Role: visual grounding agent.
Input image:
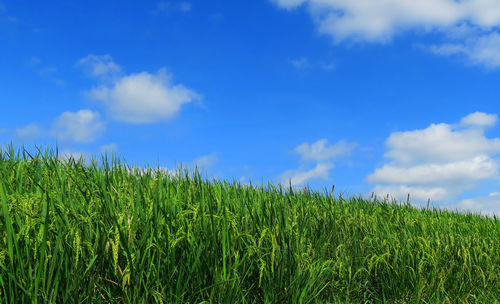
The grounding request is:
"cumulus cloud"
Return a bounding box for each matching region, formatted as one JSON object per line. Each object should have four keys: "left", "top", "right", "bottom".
{"left": 51, "top": 110, "right": 106, "bottom": 143}
{"left": 87, "top": 67, "right": 199, "bottom": 124}
{"left": 280, "top": 138, "right": 356, "bottom": 186}
{"left": 273, "top": 0, "right": 500, "bottom": 42}
{"left": 76, "top": 54, "right": 121, "bottom": 78}
{"left": 271, "top": 0, "right": 500, "bottom": 67}
{"left": 459, "top": 111, "right": 498, "bottom": 127}
{"left": 368, "top": 112, "right": 500, "bottom": 202}
{"left": 369, "top": 156, "right": 498, "bottom": 186}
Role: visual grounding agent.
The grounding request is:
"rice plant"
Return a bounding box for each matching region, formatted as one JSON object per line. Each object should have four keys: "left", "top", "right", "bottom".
{"left": 0, "top": 145, "right": 498, "bottom": 303}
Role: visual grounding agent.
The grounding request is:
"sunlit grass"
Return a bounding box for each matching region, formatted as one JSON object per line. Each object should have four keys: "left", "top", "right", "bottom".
{"left": 0, "top": 145, "right": 499, "bottom": 303}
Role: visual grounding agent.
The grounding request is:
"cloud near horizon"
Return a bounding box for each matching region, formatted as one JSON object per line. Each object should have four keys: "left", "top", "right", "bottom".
{"left": 367, "top": 112, "right": 500, "bottom": 212}
{"left": 51, "top": 110, "right": 106, "bottom": 143}
{"left": 272, "top": 0, "right": 500, "bottom": 68}
{"left": 280, "top": 138, "right": 356, "bottom": 187}
{"left": 13, "top": 110, "right": 105, "bottom": 144}
{"left": 15, "top": 124, "right": 44, "bottom": 141}
{"left": 452, "top": 192, "right": 499, "bottom": 217}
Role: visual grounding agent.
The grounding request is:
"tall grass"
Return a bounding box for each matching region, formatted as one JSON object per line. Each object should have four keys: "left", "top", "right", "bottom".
{"left": 0, "top": 146, "right": 499, "bottom": 303}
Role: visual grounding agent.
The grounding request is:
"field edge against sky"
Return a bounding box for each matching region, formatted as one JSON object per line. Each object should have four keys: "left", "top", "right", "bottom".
{"left": 1, "top": 0, "right": 500, "bottom": 216}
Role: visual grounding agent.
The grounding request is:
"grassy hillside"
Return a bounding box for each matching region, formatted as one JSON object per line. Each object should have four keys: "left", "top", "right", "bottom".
{"left": 0, "top": 146, "right": 499, "bottom": 303}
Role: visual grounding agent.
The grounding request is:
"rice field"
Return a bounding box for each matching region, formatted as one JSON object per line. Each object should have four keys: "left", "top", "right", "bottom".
{"left": 0, "top": 146, "right": 499, "bottom": 303}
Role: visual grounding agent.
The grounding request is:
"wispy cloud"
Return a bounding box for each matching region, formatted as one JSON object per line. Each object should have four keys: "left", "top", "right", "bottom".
{"left": 290, "top": 57, "right": 310, "bottom": 69}
{"left": 295, "top": 139, "right": 357, "bottom": 162}
{"left": 280, "top": 138, "right": 356, "bottom": 186}
{"left": 280, "top": 162, "right": 333, "bottom": 187}
{"left": 451, "top": 192, "right": 500, "bottom": 217}
{"left": 28, "top": 56, "right": 41, "bottom": 65}
{"left": 0, "top": 3, "right": 18, "bottom": 24}
{"left": 179, "top": 2, "right": 192, "bottom": 12}
{"left": 190, "top": 153, "right": 218, "bottom": 170}
{"left": 82, "top": 55, "right": 200, "bottom": 124}
{"left": 152, "top": 1, "right": 192, "bottom": 15}
{"left": 271, "top": 0, "right": 306, "bottom": 10}
{"left": 15, "top": 124, "right": 44, "bottom": 141}
{"left": 76, "top": 54, "right": 122, "bottom": 78}
{"left": 100, "top": 143, "right": 118, "bottom": 154}
{"left": 290, "top": 57, "right": 335, "bottom": 71}
{"left": 26, "top": 57, "right": 64, "bottom": 85}
{"left": 367, "top": 112, "right": 500, "bottom": 205}
{"left": 58, "top": 150, "right": 88, "bottom": 163}
{"left": 321, "top": 62, "right": 335, "bottom": 71}
{"left": 429, "top": 32, "right": 500, "bottom": 69}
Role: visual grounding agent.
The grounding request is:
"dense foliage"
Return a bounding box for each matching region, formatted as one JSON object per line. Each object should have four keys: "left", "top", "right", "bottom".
{"left": 0, "top": 146, "right": 499, "bottom": 303}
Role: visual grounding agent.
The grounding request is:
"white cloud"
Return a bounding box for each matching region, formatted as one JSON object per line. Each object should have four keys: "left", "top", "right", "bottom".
{"left": 368, "top": 112, "right": 500, "bottom": 202}
{"left": 280, "top": 162, "right": 333, "bottom": 187}
{"left": 88, "top": 68, "right": 199, "bottom": 124}
{"left": 191, "top": 153, "right": 217, "bottom": 170}
{"left": 452, "top": 192, "right": 500, "bottom": 217}
{"left": 368, "top": 155, "right": 497, "bottom": 190}
{"left": 15, "top": 124, "right": 44, "bottom": 140}
{"left": 100, "top": 143, "right": 118, "bottom": 154}
{"left": 295, "top": 138, "right": 356, "bottom": 162}
{"left": 76, "top": 54, "right": 121, "bottom": 78}
{"left": 280, "top": 138, "right": 356, "bottom": 186}
{"left": 372, "top": 185, "right": 451, "bottom": 202}
{"left": 0, "top": 128, "right": 8, "bottom": 134}
{"left": 273, "top": 0, "right": 500, "bottom": 42}
{"left": 128, "top": 165, "right": 179, "bottom": 178}
{"left": 51, "top": 110, "right": 106, "bottom": 143}
{"left": 272, "top": 0, "right": 500, "bottom": 67}
{"left": 128, "top": 153, "right": 215, "bottom": 178}
{"left": 383, "top": 124, "right": 500, "bottom": 165}
{"left": 460, "top": 111, "right": 498, "bottom": 127}
{"left": 59, "top": 150, "right": 87, "bottom": 163}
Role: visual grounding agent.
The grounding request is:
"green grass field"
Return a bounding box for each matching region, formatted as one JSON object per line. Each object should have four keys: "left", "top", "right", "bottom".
{"left": 0, "top": 146, "right": 499, "bottom": 303}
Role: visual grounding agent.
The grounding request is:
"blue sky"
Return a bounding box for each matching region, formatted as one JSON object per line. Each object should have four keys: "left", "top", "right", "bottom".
{"left": 1, "top": 0, "right": 500, "bottom": 216}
